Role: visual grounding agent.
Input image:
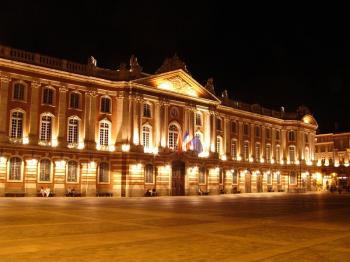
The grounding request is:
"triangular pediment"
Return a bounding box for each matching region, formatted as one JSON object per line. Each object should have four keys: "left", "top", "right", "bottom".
{"left": 131, "top": 69, "right": 220, "bottom": 103}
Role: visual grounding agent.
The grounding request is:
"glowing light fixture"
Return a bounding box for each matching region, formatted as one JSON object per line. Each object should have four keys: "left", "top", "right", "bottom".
{"left": 122, "top": 144, "right": 130, "bottom": 152}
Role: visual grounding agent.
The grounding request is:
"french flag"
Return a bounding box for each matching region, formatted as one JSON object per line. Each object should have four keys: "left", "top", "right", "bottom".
{"left": 182, "top": 130, "right": 192, "bottom": 151}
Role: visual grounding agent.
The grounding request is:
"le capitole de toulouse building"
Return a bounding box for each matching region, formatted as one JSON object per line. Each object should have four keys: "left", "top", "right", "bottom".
{"left": 0, "top": 44, "right": 325, "bottom": 197}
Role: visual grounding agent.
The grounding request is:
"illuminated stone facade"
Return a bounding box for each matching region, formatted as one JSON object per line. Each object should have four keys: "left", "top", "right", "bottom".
{"left": 0, "top": 45, "right": 320, "bottom": 197}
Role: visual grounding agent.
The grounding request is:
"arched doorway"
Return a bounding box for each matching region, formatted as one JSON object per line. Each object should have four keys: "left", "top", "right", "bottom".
{"left": 245, "top": 171, "right": 251, "bottom": 193}
{"left": 256, "top": 172, "right": 263, "bottom": 192}
{"left": 171, "top": 160, "right": 185, "bottom": 196}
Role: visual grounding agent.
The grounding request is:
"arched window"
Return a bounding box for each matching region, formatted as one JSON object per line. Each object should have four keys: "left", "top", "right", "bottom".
{"left": 195, "top": 112, "right": 202, "bottom": 126}
{"left": 275, "top": 145, "right": 281, "bottom": 163}
{"left": 67, "top": 161, "right": 78, "bottom": 182}
{"left": 100, "top": 97, "right": 111, "bottom": 113}
{"left": 289, "top": 146, "right": 296, "bottom": 163}
{"left": 99, "top": 120, "right": 110, "bottom": 146}
{"left": 67, "top": 117, "right": 79, "bottom": 145}
{"left": 142, "top": 125, "right": 151, "bottom": 149}
{"left": 40, "top": 115, "right": 52, "bottom": 142}
{"left": 98, "top": 162, "right": 109, "bottom": 183}
{"left": 10, "top": 111, "right": 24, "bottom": 139}
{"left": 255, "top": 143, "right": 260, "bottom": 161}
{"left": 39, "top": 159, "right": 51, "bottom": 182}
{"left": 13, "top": 83, "right": 25, "bottom": 101}
{"left": 231, "top": 139, "right": 237, "bottom": 159}
{"left": 216, "top": 136, "right": 222, "bottom": 154}
{"left": 9, "top": 157, "right": 22, "bottom": 181}
{"left": 243, "top": 141, "right": 249, "bottom": 161}
{"left": 144, "top": 164, "right": 154, "bottom": 184}
{"left": 199, "top": 167, "right": 206, "bottom": 184}
{"left": 70, "top": 92, "right": 80, "bottom": 109}
{"left": 42, "top": 87, "right": 54, "bottom": 105}
{"left": 143, "top": 103, "right": 151, "bottom": 118}
{"left": 168, "top": 124, "right": 179, "bottom": 150}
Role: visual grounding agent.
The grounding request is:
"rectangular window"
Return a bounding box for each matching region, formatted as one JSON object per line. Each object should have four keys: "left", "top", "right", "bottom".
{"left": 289, "top": 131, "right": 296, "bottom": 142}
{"left": 243, "top": 142, "right": 249, "bottom": 161}
{"left": 70, "top": 93, "right": 80, "bottom": 109}
{"left": 289, "top": 146, "right": 295, "bottom": 162}
{"left": 195, "top": 113, "right": 202, "bottom": 126}
{"left": 243, "top": 124, "right": 249, "bottom": 136}
{"left": 231, "top": 121, "right": 237, "bottom": 133}
{"left": 255, "top": 143, "right": 260, "bottom": 161}
{"left": 276, "top": 146, "right": 280, "bottom": 163}
{"left": 255, "top": 126, "right": 260, "bottom": 137}
{"left": 43, "top": 88, "right": 53, "bottom": 105}
{"left": 216, "top": 118, "right": 222, "bottom": 130}
{"left": 13, "top": 84, "right": 25, "bottom": 101}
{"left": 304, "top": 133, "right": 309, "bottom": 143}
{"left": 265, "top": 144, "right": 271, "bottom": 162}
{"left": 231, "top": 140, "right": 237, "bottom": 159}
{"left": 266, "top": 128, "right": 271, "bottom": 139}
{"left": 143, "top": 103, "right": 151, "bottom": 118}
{"left": 276, "top": 130, "right": 280, "bottom": 140}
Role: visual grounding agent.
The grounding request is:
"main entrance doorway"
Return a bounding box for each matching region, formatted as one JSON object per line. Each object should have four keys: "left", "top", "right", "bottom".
{"left": 171, "top": 160, "right": 185, "bottom": 196}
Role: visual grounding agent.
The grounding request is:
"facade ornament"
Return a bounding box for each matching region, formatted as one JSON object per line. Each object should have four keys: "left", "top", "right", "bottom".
{"left": 129, "top": 55, "right": 142, "bottom": 73}
{"left": 88, "top": 56, "right": 97, "bottom": 67}
{"left": 156, "top": 54, "right": 189, "bottom": 74}
{"left": 221, "top": 89, "right": 228, "bottom": 98}
{"left": 205, "top": 78, "right": 215, "bottom": 94}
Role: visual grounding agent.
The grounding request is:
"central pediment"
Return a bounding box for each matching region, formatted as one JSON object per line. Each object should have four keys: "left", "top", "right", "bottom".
{"left": 131, "top": 69, "right": 220, "bottom": 103}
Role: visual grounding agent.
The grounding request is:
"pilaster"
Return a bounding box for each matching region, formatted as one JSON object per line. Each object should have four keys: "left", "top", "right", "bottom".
{"left": 0, "top": 74, "right": 10, "bottom": 143}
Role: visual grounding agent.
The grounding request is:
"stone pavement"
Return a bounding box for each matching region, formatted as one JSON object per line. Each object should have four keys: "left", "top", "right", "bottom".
{"left": 0, "top": 192, "right": 350, "bottom": 261}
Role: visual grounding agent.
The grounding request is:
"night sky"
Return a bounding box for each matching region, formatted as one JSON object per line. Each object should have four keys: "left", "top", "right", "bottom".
{"left": 0, "top": 2, "right": 349, "bottom": 134}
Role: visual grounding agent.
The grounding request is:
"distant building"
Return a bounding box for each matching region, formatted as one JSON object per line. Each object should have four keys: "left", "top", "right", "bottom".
{"left": 315, "top": 133, "right": 350, "bottom": 189}
{"left": 0, "top": 44, "right": 320, "bottom": 197}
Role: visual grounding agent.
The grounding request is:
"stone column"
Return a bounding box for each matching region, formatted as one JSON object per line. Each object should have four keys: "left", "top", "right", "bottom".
{"left": 250, "top": 124, "right": 255, "bottom": 161}
{"left": 132, "top": 95, "right": 139, "bottom": 145}
{"left": 223, "top": 117, "right": 228, "bottom": 156}
{"left": 0, "top": 74, "right": 10, "bottom": 143}
{"left": 154, "top": 102, "right": 160, "bottom": 148}
{"left": 57, "top": 86, "right": 68, "bottom": 147}
{"left": 203, "top": 111, "right": 211, "bottom": 153}
{"left": 210, "top": 111, "right": 216, "bottom": 153}
{"left": 84, "top": 91, "right": 97, "bottom": 150}
{"left": 138, "top": 98, "right": 143, "bottom": 146}
{"left": 238, "top": 121, "right": 243, "bottom": 159}
{"left": 28, "top": 81, "right": 41, "bottom": 145}
{"left": 163, "top": 102, "right": 169, "bottom": 148}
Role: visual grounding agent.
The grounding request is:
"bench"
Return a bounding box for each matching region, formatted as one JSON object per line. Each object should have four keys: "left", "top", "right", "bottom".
{"left": 5, "top": 192, "right": 26, "bottom": 197}
{"left": 96, "top": 192, "right": 113, "bottom": 197}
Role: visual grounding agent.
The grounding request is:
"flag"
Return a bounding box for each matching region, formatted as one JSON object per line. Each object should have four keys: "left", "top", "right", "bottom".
{"left": 176, "top": 132, "right": 182, "bottom": 154}
{"left": 192, "top": 136, "right": 203, "bottom": 153}
{"left": 182, "top": 130, "right": 192, "bottom": 151}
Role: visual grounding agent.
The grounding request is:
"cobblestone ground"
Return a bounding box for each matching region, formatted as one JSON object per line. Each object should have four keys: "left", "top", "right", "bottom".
{"left": 0, "top": 192, "right": 350, "bottom": 261}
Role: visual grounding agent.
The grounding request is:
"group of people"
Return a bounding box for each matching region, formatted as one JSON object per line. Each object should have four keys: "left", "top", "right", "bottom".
{"left": 66, "top": 187, "right": 77, "bottom": 196}
{"left": 40, "top": 186, "right": 51, "bottom": 197}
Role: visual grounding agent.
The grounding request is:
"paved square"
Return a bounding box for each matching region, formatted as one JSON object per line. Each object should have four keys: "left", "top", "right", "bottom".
{"left": 1, "top": 192, "right": 350, "bottom": 261}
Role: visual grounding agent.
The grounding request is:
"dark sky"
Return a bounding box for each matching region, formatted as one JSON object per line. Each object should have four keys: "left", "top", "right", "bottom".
{"left": 0, "top": 2, "right": 349, "bottom": 134}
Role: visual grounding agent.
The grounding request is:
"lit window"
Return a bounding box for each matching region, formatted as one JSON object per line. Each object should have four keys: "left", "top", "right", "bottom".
{"left": 68, "top": 118, "right": 79, "bottom": 144}
{"left": 231, "top": 140, "right": 237, "bottom": 159}
{"left": 144, "top": 164, "right": 154, "bottom": 184}
{"left": 39, "top": 159, "right": 51, "bottom": 182}
{"left": 289, "top": 146, "right": 295, "bottom": 163}
{"left": 265, "top": 144, "right": 271, "bottom": 162}
{"left": 98, "top": 162, "right": 109, "bottom": 183}
{"left": 70, "top": 93, "right": 80, "bottom": 109}
{"left": 9, "top": 157, "right": 22, "bottom": 181}
{"left": 100, "top": 97, "right": 111, "bottom": 113}
{"left": 99, "top": 121, "right": 110, "bottom": 146}
{"left": 10, "top": 111, "right": 23, "bottom": 139}
{"left": 143, "top": 103, "right": 151, "bottom": 118}
{"left": 13, "top": 83, "right": 25, "bottom": 101}
{"left": 195, "top": 113, "right": 202, "bottom": 126}
{"left": 142, "top": 125, "right": 151, "bottom": 149}
{"left": 232, "top": 170, "right": 238, "bottom": 184}
{"left": 275, "top": 145, "right": 280, "bottom": 163}
{"left": 289, "top": 171, "right": 297, "bottom": 184}
{"left": 255, "top": 143, "right": 260, "bottom": 161}
{"left": 168, "top": 124, "right": 179, "bottom": 150}
{"left": 40, "top": 115, "right": 52, "bottom": 142}
{"left": 43, "top": 87, "right": 54, "bottom": 105}
{"left": 243, "top": 141, "right": 249, "bottom": 161}
{"left": 199, "top": 167, "right": 206, "bottom": 184}
{"left": 216, "top": 136, "right": 222, "bottom": 154}
{"left": 67, "top": 161, "right": 78, "bottom": 183}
